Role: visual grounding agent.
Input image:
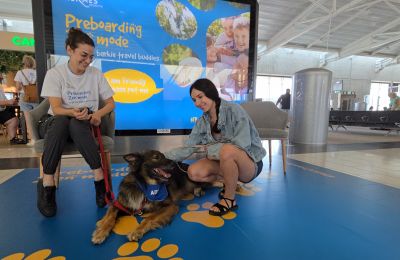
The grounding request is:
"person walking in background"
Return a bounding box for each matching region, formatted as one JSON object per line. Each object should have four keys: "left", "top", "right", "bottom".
{"left": 276, "top": 88, "right": 291, "bottom": 111}
{"left": 14, "top": 55, "right": 38, "bottom": 143}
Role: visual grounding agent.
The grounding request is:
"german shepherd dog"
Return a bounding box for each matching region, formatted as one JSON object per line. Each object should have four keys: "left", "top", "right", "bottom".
{"left": 92, "top": 150, "right": 202, "bottom": 244}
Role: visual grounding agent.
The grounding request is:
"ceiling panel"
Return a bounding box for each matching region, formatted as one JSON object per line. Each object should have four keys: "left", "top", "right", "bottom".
{"left": 2, "top": 0, "right": 400, "bottom": 60}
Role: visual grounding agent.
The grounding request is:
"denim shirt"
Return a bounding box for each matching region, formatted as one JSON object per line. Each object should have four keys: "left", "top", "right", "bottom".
{"left": 165, "top": 100, "right": 266, "bottom": 162}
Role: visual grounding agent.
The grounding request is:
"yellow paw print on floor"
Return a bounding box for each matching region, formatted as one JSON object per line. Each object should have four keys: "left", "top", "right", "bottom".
{"left": 112, "top": 215, "right": 140, "bottom": 235}
{"left": 113, "top": 238, "right": 183, "bottom": 260}
{"left": 181, "top": 202, "right": 236, "bottom": 228}
{"left": 2, "top": 249, "right": 65, "bottom": 260}
{"left": 236, "top": 183, "right": 262, "bottom": 197}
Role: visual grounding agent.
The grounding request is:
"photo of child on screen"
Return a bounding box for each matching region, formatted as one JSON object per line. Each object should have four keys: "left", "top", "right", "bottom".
{"left": 214, "top": 16, "right": 236, "bottom": 65}
{"left": 206, "top": 33, "right": 233, "bottom": 100}
{"left": 225, "top": 16, "right": 250, "bottom": 94}
{"left": 205, "top": 15, "right": 250, "bottom": 100}
{"left": 206, "top": 34, "right": 219, "bottom": 68}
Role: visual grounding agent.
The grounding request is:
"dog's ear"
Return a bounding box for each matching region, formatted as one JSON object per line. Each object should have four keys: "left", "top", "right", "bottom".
{"left": 123, "top": 153, "right": 143, "bottom": 170}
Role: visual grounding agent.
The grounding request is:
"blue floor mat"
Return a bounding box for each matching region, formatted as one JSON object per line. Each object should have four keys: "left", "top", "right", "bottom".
{"left": 1, "top": 159, "right": 400, "bottom": 259}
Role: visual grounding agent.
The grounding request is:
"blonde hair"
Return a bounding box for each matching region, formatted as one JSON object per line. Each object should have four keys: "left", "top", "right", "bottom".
{"left": 233, "top": 16, "right": 250, "bottom": 30}
{"left": 23, "top": 55, "right": 36, "bottom": 69}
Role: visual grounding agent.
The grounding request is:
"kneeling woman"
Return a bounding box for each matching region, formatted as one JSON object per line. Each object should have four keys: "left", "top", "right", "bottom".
{"left": 167, "top": 78, "right": 266, "bottom": 216}
{"left": 37, "top": 28, "right": 115, "bottom": 217}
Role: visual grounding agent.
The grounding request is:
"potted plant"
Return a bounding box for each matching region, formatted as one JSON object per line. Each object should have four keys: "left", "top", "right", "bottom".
{"left": 0, "top": 65, "right": 6, "bottom": 85}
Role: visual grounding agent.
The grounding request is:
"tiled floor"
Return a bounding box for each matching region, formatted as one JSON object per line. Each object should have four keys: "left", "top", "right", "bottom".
{"left": 1, "top": 126, "right": 400, "bottom": 187}
{"left": 289, "top": 148, "right": 400, "bottom": 188}
{"left": 0, "top": 169, "right": 22, "bottom": 184}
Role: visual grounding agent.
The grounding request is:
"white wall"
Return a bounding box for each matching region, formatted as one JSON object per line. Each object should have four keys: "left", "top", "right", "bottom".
{"left": 0, "top": 20, "right": 33, "bottom": 34}
{"left": 257, "top": 48, "right": 400, "bottom": 101}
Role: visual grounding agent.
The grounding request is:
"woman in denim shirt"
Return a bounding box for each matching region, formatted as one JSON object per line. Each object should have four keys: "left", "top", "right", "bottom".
{"left": 167, "top": 78, "right": 265, "bottom": 216}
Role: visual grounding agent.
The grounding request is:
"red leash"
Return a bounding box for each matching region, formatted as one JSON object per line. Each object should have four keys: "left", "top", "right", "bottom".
{"left": 93, "top": 126, "right": 144, "bottom": 215}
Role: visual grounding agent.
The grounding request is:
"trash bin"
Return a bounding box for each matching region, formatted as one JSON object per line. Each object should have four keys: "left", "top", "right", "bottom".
{"left": 289, "top": 68, "right": 332, "bottom": 145}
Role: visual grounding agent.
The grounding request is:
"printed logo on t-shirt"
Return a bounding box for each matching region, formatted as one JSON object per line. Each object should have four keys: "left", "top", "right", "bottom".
{"left": 67, "top": 90, "right": 91, "bottom": 103}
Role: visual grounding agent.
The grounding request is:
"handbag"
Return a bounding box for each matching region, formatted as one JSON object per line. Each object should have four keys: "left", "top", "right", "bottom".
{"left": 20, "top": 71, "right": 39, "bottom": 103}
{"left": 38, "top": 114, "right": 54, "bottom": 139}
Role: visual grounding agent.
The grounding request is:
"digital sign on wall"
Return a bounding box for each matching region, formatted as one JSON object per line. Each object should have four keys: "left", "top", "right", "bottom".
{"left": 46, "top": 0, "right": 258, "bottom": 135}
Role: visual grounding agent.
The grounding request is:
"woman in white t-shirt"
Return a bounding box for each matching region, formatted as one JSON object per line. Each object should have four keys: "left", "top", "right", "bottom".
{"left": 14, "top": 55, "right": 38, "bottom": 142}
{"left": 37, "top": 27, "right": 115, "bottom": 218}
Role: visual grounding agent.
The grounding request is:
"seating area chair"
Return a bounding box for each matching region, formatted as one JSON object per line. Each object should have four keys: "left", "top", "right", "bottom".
{"left": 241, "top": 101, "right": 289, "bottom": 173}
{"left": 28, "top": 99, "right": 115, "bottom": 187}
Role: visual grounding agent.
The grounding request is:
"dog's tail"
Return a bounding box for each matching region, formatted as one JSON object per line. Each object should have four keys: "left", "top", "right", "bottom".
{"left": 91, "top": 205, "right": 119, "bottom": 244}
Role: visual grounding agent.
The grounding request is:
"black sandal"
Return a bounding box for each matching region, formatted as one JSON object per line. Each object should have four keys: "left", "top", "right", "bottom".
{"left": 218, "top": 187, "right": 225, "bottom": 199}
{"left": 218, "top": 184, "right": 241, "bottom": 199}
{"left": 209, "top": 197, "right": 238, "bottom": 216}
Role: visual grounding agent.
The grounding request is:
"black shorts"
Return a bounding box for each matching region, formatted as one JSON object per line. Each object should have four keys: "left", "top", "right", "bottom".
{"left": 242, "top": 160, "right": 264, "bottom": 183}
{"left": 0, "top": 108, "right": 15, "bottom": 124}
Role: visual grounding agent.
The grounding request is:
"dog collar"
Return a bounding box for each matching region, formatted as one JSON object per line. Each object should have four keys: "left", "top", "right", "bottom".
{"left": 137, "top": 182, "right": 168, "bottom": 201}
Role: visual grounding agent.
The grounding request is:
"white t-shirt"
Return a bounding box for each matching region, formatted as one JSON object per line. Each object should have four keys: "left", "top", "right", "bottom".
{"left": 41, "top": 63, "right": 114, "bottom": 115}
{"left": 14, "top": 68, "right": 37, "bottom": 94}
{"left": 215, "top": 33, "right": 235, "bottom": 50}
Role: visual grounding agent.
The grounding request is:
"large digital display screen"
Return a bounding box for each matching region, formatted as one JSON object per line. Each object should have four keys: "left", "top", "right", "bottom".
{"left": 46, "top": 0, "right": 258, "bottom": 135}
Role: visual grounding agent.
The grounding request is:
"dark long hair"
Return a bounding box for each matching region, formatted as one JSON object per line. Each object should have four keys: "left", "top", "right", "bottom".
{"left": 65, "top": 27, "right": 95, "bottom": 50}
{"left": 190, "top": 78, "right": 221, "bottom": 133}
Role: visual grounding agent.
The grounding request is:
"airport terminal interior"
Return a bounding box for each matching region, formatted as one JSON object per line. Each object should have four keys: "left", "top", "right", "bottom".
{"left": 1, "top": 0, "right": 400, "bottom": 259}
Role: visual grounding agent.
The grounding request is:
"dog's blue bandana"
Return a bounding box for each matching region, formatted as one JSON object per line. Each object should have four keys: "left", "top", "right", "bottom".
{"left": 137, "top": 182, "right": 168, "bottom": 201}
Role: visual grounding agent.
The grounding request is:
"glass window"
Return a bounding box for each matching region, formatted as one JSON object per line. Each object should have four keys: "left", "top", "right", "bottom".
{"left": 369, "top": 82, "right": 390, "bottom": 111}
{"left": 255, "top": 75, "right": 292, "bottom": 103}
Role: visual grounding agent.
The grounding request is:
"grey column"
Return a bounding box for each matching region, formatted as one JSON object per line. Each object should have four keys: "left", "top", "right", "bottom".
{"left": 289, "top": 68, "right": 332, "bottom": 145}
{"left": 32, "top": 0, "right": 51, "bottom": 98}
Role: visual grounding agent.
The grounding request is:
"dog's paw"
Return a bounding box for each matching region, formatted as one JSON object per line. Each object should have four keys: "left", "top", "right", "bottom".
{"left": 92, "top": 230, "right": 107, "bottom": 245}
{"left": 96, "top": 218, "right": 106, "bottom": 227}
{"left": 127, "top": 230, "right": 144, "bottom": 242}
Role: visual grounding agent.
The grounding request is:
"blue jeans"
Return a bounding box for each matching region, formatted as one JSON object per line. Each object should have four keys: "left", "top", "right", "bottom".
{"left": 19, "top": 93, "right": 38, "bottom": 112}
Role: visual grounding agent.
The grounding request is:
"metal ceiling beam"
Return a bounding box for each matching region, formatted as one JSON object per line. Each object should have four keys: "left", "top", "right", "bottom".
{"left": 307, "top": 7, "right": 370, "bottom": 48}
{"left": 308, "top": 0, "right": 331, "bottom": 13}
{"left": 384, "top": 0, "right": 400, "bottom": 14}
{"left": 265, "top": 0, "right": 374, "bottom": 55}
{"left": 371, "top": 39, "right": 400, "bottom": 55}
{"left": 386, "top": 0, "right": 400, "bottom": 4}
{"left": 375, "top": 55, "right": 400, "bottom": 71}
{"left": 264, "top": 0, "right": 326, "bottom": 54}
{"left": 329, "top": 17, "right": 400, "bottom": 60}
